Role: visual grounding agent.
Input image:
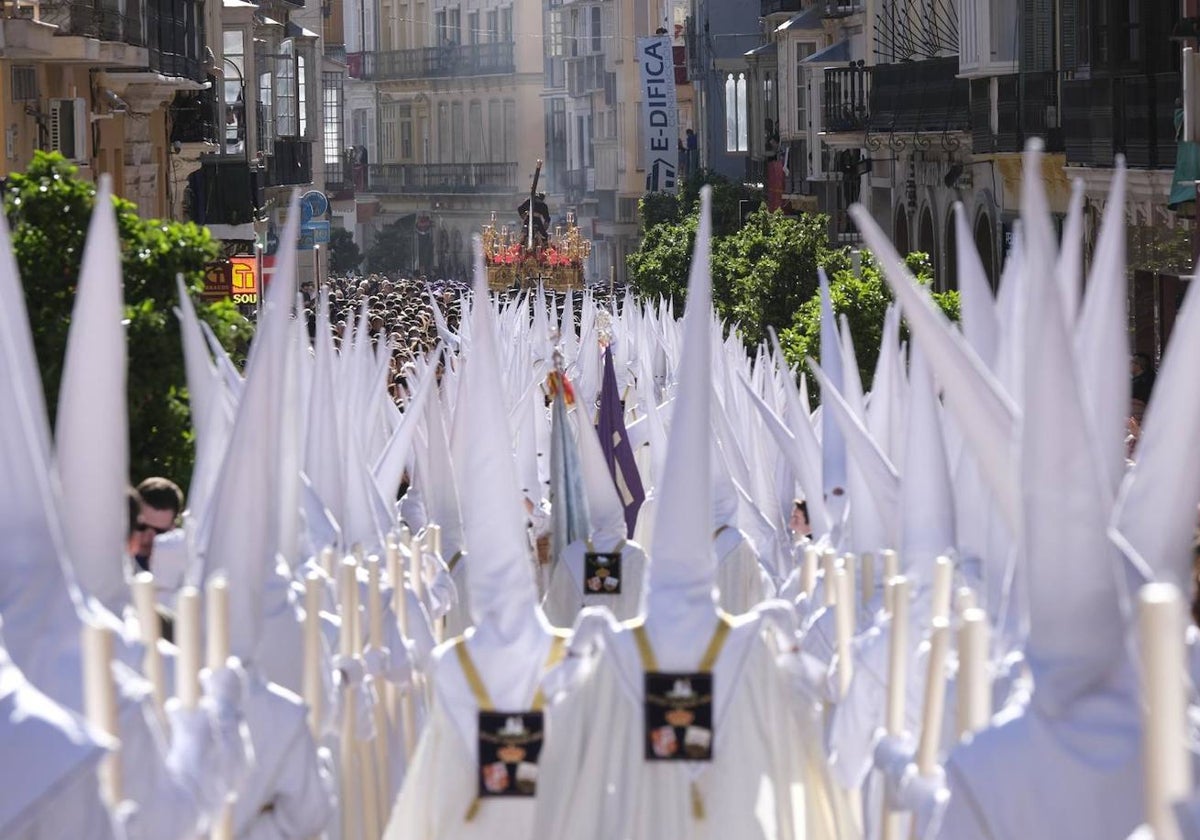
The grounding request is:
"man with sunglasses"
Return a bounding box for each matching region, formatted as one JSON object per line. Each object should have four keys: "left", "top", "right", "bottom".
{"left": 127, "top": 476, "right": 183, "bottom": 574}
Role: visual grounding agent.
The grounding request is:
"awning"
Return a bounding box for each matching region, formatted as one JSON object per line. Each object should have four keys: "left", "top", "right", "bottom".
{"left": 776, "top": 6, "right": 825, "bottom": 32}
{"left": 744, "top": 42, "right": 777, "bottom": 59}
{"left": 285, "top": 20, "right": 320, "bottom": 39}
{"left": 803, "top": 39, "right": 851, "bottom": 64}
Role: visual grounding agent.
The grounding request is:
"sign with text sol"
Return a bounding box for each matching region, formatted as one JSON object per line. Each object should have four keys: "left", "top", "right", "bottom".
{"left": 230, "top": 257, "right": 259, "bottom": 305}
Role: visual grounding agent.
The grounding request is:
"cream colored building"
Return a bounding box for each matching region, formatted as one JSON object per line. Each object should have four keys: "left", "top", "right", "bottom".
{"left": 0, "top": 0, "right": 207, "bottom": 218}
{"left": 343, "top": 0, "right": 546, "bottom": 277}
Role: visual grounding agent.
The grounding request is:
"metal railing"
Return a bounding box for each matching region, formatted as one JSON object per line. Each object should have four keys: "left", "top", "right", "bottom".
{"left": 350, "top": 41, "right": 515, "bottom": 81}
{"left": 823, "top": 64, "right": 870, "bottom": 132}
{"left": 268, "top": 138, "right": 313, "bottom": 186}
{"left": 41, "top": 0, "right": 141, "bottom": 43}
{"left": 366, "top": 162, "right": 519, "bottom": 194}
{"left": 1062, "top": 72, "right": 1179, "bottom": 169}
{"left": 866, "top": 57, "right": 969, "bottom": 134}
{"left": 760, "top": 0, "right": 803, "bottom": 15}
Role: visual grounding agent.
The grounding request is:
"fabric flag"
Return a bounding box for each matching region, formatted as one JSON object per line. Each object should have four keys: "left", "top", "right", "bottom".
{"left": 597, "top": 346, "right": 646, "bottom": 537}
{"left": 548, "top": 365, "right": 591, "bottom": 567}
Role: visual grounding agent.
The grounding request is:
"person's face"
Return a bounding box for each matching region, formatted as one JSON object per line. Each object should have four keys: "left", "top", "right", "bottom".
{"left": 129, "top": 505, "right": 175, "bottom": 560}
{"left": 789, "top": 504, "right": 811, "bottom": 538}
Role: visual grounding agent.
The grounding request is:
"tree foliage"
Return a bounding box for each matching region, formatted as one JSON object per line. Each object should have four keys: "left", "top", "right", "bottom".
{"left": 328, "top": 227, "right": 363, "bottom": 275}
{"left": 778, "top": 250, "right": 960, "bottom": 394}
{"left": 365, "top": 217, "right": 414, "bottom": 275}
{"left": 5, "top": 151, "right": 250, "bottom": 493}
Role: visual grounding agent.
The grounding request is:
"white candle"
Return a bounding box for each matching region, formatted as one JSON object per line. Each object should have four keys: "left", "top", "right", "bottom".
{"left": 205, "top": 576, "right": 230, "bottom": 670}
{"left": 861, "top": 552, "right": 875, "bottom": 610}
{"left": 1138, "top": 583, "right": 1192, "bottom": 840}
{"left": 834, "top": 567, "right": 854, "bottom": 699}
{"left": 82, "top": 620, "right": 122, "bottom": 806}
{"left": 175, "top": 587, "right": 202, "bottom": 709}
{"left": 367, "top": 556, "right": 384, "bottom": 649}
{"left": 843, "top": 553, "right": 858, "bottom": 627}
{"left": 822, "top": 549, "right": 838, "bottom": 607}
{"left": 916, "top": 618, "right": 951, "bottom": 776}
{"left": 956, "top": 607, "right": 991, "bottom": 739}
{"left": 321, "top": 546, "right": 336, "bottom": 578}
{"left": 131, "top": 572, "right": 166, "bottom": 713}
{"left": 801, "top": 545, "right": 819, "bottom": 599}
{"left": 885, "top": 576, "right": 910, "bottom": 735}
{"left": 426, "top": 523, "right": 443, "bottom": 558}
{"left": 931, "top": 555, "right": 953, "bottom": 623}
{"left": 303, "top": 572, "right": 324, "bottom": 739}
{"left": 339, "top": 558, "right": 359, "bottom": 658}
{"left": 882, "top": 548, "right": 899, "bottom": 581}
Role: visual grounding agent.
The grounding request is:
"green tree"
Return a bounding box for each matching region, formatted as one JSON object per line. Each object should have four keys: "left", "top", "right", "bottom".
{"left": 365, "top": 217, "right": 414, "bottom": 275}
{"left": 6, "top": 151, "right": 250, "bottom": 492}
{"left": 778, "top": 250, "right": 960, "bottom": 396}
{"left": 328, "top": 227, "right": 363, "bottom": 275}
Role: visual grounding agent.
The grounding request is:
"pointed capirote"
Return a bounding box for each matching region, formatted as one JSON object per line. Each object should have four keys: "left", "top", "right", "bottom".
{"left": 818, "top": 268, "right": 849, "bottom": 516}
{"left": 421, "top": 374, "right": 466, "bottom": 561}
{"left": 647, "top": 186, "right": 717, "bottom": 611}
{"left": 768, "top": 329, "right": 831, "bottom": 537}
{"left": 305, "top": 286, "right": 346, "bottom": 536}
{"left": 176, "top": 273, "right": 217, "bottom": 465}
{"left": 954, "top": 203, "right": 1000, "bottom": 370}
{"left": 866, "top": 304, "right": 904, "bottom": 466}
{"left": 575, "top": 407, "right": 626, "bottom": 543}
{"left": 899, "top": 347, "right": 956, "bottom": 581}
{"left": 1111, "top": 276, "right": 1200, "bottom": 591}
{"left": 1056, "top": 178, "right": 1086, "bottom": 324}
{"left": 428, "top": 288, "right": 460, "bottom": 351}
{"left": 54, "top": 175, "right": 130, "bottom": 616}
{"left": 197, "top": 188, "right": 300, "bottom": 661}
{"left": 373, "top": 357, "right": 436, "bottom": 506}
{"left": 1017, "top": 140, "right": 1123, "bottom": 714}
{"left": 0, "top": 186, "right": 90, "bottom": 702}
{"left": 1074, "top": 156, "right": 1128, "bottom": 497}
{"left": 848, "top": 202, "right": 1021, "bottom": 537}
{"left": 456, "top": 236, "right": 540, "bottom": 632}
{"left": 809, "top": 356, "right": 900, "bottom": 549}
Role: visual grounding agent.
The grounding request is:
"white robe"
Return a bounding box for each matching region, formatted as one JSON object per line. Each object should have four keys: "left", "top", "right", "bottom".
{"left": 383, "top": 627, "right": 559, "bottom": 840}
{"left": 0, "top": 656, "right": 115, "bottom": 840}
{"left": 232, "top": 673, "right": 334, "bottom": 840}
{"left": 541, "top": 537, "right": 647, "bottom": 629}
{"left": 533, "top": 611, "right": 838, "bottom": 840}
{"left": 936, "top": 665, "right": 1142, "bottom": 840}
{"left": 715, "top": 527, "right": 773, "bottom": 616}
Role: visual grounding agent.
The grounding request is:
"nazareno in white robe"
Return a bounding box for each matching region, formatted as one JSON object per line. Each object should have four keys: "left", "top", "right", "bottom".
{"left": 541, "top": 535, "right": 647, "bottom": 629}
{"left": 714, "top": 525, "right": 774, "bottom": 616}
{"left": 533, "top": 609, "right": 841, "bottom": 840}
{"left": 382, "top": 627, "right": 563, "bottom": 840}
{"left": 0, "top": 650, "right": 116, "bottom": 840}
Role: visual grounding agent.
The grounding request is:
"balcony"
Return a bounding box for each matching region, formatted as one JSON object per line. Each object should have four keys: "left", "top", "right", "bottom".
{"left": 146, "top": 0, "right": 202, "bottom": 79}
{"left": 325, "top": 157, "right": 354, "bottom": 199}
{"left": 760, "top": 0, "right": 803, "bottom": 16}
{"left": 867, "top": 57, "right": 969, "bottom": 134}
{"left": 969, "top": 72, "right": 1062, "bottom": 155}
{"left": 40, "top": 0, "right": 141, "bottom": 43}
{"left": 1062, "top": 73, "right": 1179, "bottom": 170}
{"left": 189, "top": 157, "right": 265, "bottom": 227}
{"left": 267, "top": 138, "right": 314, "bottom": 187}
{"left": 366, "top": 162, "right": 519, "bottom": 195}
{"left": 823, "top": 64, "right": 870, "bottom": 132}
{"left": 350, "top": 41, "right": 514, "bottom": 82}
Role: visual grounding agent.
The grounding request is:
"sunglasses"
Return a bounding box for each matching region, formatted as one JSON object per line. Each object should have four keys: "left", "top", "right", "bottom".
{"left": 134, "top": 522, "right": 172, "bottom": 536}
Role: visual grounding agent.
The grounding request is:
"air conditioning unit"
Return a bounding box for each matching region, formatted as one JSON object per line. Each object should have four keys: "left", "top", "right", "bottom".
{"left": 49, "top": 98, "right": 88, "bottom": 163}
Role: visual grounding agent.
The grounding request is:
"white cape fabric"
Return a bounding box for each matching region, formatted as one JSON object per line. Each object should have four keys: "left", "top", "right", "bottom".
{"left": 715, "top": 527, "right": 773, "bottom": 616}
{"left": 0, "top": 652, "right": 115, "bottom": 840}
{"left": 533, "top": 612, "right": 840, "bottom": 840}
{"left": 541, "top": 535, "right": 647, "bottom": 628}
{"left": 383, "top": 626, "right": 559, "bottom": 840}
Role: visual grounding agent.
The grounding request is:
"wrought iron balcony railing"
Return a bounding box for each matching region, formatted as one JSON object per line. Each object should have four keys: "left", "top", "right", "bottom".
{"left": 350, "top": 41, "right": 515, "bottom": 81}
{"left": 367, "top": 162, "right": 519, "bottom": 194}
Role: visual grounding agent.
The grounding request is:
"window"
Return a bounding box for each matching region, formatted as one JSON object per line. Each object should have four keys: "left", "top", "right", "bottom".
{"left": 451, "top": 101, "right": 464, "bottom": 162}
{"left": 468, "top": 11, "right": 479, "bottom": 45}
{"left": 435, "top": 9, "right": 446, "bottom": 42}
{"left": 796, "top": 42, "right": 815, "bottom": 134}
{"left": 10, "top": 66, "right": 35, "bottom": 102}
{"left": 503, "top": 99, "right": 517, "bottom": 162}
{"left": 381, "top": 102, "right": 397, "bottom": 162}
{"left": 469, "top": 101, "right": 483, "bottom": 161}
{"left": 352, "top": 107, "right": 369, "bottom": 147}
{"left": 437, "top": 101, "right": 450, "bottom": 162}
{"left": 486, "top": 10, "right": 498, "bottom": 43}
{"left": 590, "top": 6, "right": 601, "bottom": 52}
{"left": 258, "top": 69, "right": 274, "bottom": 149}
{"left": 501, "top": 6, "right": 513, "bottom": 42}
{"left": 297, "top": 53, "right": 308, "bottom": 136}
{"left": 725, "top": 72, "right": 748, "bottom": 152}
{"left": 489, "top": 99, "right": 503, "bottom": 160}
{"left": 547, "top": 10, "right": 566, "bottom": 56}
{"left": 323, "top": 71, "right": 343, "bottom": 180}
{"left": 400, "top": 105, "right": 414, "bottom": 159}
{"left": 447, "top": 8, "right": 460, "bottom": 44}
{"left": 276, "top": 40, "right": 297, "bottom": 137}
{"left": 223, "top": 30, "right": 245, "bottom": 149}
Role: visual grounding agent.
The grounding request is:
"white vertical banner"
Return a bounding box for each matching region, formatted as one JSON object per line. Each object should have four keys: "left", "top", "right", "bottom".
{"left": 637, "top": 35, "right": 679, "bottom": 195}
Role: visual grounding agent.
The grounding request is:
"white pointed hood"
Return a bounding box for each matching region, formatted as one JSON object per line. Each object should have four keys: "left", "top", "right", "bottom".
{"left": 954, "top": 203, "right": 1000, "bottom": 370}
{"left": 421, "top": 380, "right": 466, "bottom": 560}
{"left": 1111, "top": 277, "right": 1200, "bottom": 592}
{"left": 1018, "top": 141, "right": 1123, "bottom": 715}
{"left": 53, "top": 177, "right": 130, "bottom": 616}
{"left": 818, "top": 269, "right": 849, "bottom": 531}
{"left": 647, "top": 187, "right": 716, "bottom": 615}
{"left": 197, "top": 191, "right": 300, "bottom": 662}
{"left": 1056, "top": 178, "right": 1086, "bottom": 325}
{"left": 575, "top": 408, "right": 626, "bottom": 544}
{"left": 304, "top": 287, "right": 345, "bottom": 540}
{"left": 458, "top": 238, "right": 540, "bottom": 636}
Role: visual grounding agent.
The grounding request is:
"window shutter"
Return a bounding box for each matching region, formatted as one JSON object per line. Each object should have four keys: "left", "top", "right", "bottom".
{"left": 1060, "top": 0, "right": 1077, "bottom": 71}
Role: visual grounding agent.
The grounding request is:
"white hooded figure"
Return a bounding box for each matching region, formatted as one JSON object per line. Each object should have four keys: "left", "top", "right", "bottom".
{"left": 711, "top": 438, "right": 773, "bottom": 616}
{"left": 542, "top": 402, "right": 648, "bottom": 627}
{"left": 192, "top": 193, "right": 335, "bottom": 840}
{"left": 533, "top": 189, "right": 839, "bottom": 840}
{"left": 382, "top": 239, "right": 567, "bottom": 840}
{"left": 0, "top": 620, "right": 117, "bottom": 840}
